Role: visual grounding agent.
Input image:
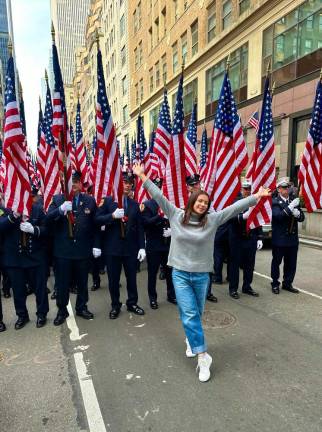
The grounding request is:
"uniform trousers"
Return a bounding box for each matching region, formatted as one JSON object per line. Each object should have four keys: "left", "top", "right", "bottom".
{"left": 1, "top": 268, "right": 11, "bottom": 295}
{"left": 146, "top": 251, "right": 175, "bottom": 302}
{"left": 229, "top": 238, "right": 257, "bottom": 293}
{"left": 271, "top": 245, "right": 298, "bottom": 288}
{"left": 105, "top": 254, "right": 138, "bottom": 310}
{"left": 55, "top": 258, "right": 89, "bottom": 314}
{"left": 214, "top": 237, "right": 229, "bottom": 283}
{"left": 7, "top": 266, "right": 49, "bottom": 318}
{"left": 91, "top": 256, "right": 101, "bottom": 285}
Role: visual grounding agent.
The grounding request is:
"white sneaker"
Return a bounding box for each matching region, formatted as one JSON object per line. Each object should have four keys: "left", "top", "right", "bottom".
{"left": 185, "top": 338, "right": 197, "bottom": 358}
{"left": 197, "top": 353, "right": 213, "bottom": 382}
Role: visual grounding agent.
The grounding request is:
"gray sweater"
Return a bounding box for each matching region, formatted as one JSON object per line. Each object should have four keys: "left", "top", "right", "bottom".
{"left": 143, "top": 179, "right": 257, "bottom": 272}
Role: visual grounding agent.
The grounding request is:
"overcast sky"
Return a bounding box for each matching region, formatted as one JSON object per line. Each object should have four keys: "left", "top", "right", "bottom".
{"left": 11, "top": 0, "right": 51, "bottom": 152}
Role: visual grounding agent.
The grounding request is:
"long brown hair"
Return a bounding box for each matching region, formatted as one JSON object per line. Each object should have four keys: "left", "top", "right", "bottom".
{"left": 181, "top": 190, "right": 210, "bottom": 227}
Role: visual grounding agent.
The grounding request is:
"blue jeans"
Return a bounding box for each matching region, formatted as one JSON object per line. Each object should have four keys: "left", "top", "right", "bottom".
{"left": 172, "top": 269, "right": 210, "bottom": 354}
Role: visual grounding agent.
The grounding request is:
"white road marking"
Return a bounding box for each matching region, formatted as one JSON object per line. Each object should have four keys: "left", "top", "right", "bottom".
{"left": 66, "top": 302, "right": 107, "bottom": 432}
{"left": 254, "top": 271, "right": 322, "bottom": 301}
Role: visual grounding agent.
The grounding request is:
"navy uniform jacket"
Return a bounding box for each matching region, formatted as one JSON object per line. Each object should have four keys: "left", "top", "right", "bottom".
{"left": 229, "top": 211, "right": 263, "bottom": 242}
{"left": 0, "top": 203, "right": 47, "bottom": 268}
{"left": 47, "top": 193, "right": 99, "bottom": 260}
{"left": 141, "top": 199, "right": 170, "bottom": 253}
{"left": 272, "top": 196, "right": 305, "bottom": 247}
{"left": 95, "top": 196, "right": 145, "bottom": 256}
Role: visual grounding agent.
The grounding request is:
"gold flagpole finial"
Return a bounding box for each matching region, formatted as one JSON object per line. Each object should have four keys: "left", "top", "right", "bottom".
{"left": 163, "top": 75, "right": 167, "bottom": 90}
{"left": 39, "top": 96, "right": 41, "bottom": 110}
{"left": 8, "top": 38, "right": 12, "bottom": 56}
{"left": 181, "top": 57, "right": 185, "bottom": 73}
{"left": 226, "top": 53, "right": 231, "bottom": 73}
{"left": 51, "top": 22, "right": 55, "bottom": 43}
{"left": 271, "top": 81, "right": 276, "bottom": 96}
{"left": 95, "top": 29, "right": 100, "bottom": 48}
{"left": 266, "top": 59, "right": 271, "bottom": 77}
{"left": 45, "top": 68, "right": 48, "bottom": 83}
{"left": 18, "top": 80, "right": 23, "bottom": 98}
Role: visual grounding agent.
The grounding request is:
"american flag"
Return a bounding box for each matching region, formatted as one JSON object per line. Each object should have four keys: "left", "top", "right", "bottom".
{"left": 37, "top": 84, "right": 49, "bottom": 192}
{"left": 94, "top": 47, "right": 123, "bottom": 206}
{"left": 154, "top": 88, "right": 172, "bottom": 177}
{"left": 135, "top": 113, "right": 151, "bottom": 204}
{"left": 247, "top": 77, "right": 276, "bottom": 230}
{"left": 163, "top": 72, "right": 188, "bottom": 208}
{"left": 149, "top": 131, "right": 162, "bottom": 179}
{"left": 42, "top": 81, "right": 61, "bottom": 211}
{"left": 199, "top": 126, "right": 208, "bottom": 184}
{"left": 51, "top": 35, "right": 73, "bottom": 199}
{"left": 298, "top": 78, "right": 322, "bottom": 212}
{"left": 2, "top": 53, "right": 32, "bottom": 216}
{"left": 204, "top": 71, "right": 248, "bottom": 210}
{"left": 247, "top": 110, "right": 259, "bottom": 132}
{"left": 131, "top": 136, "right": 136, "bottom": 165}
{"left": 0, "top": 139, "right": 5, "bottom": 191}
{"left": 245, "top": 150, "right": 256, "bottom": 180}
{"left": 37, "top": 98, "right": 43, "bottom": 148}
{"left": 75, "top": 101, "right": 89, "bottom": 183}
{"left": 184, "top": 103, "right": 198, "bottom": 176}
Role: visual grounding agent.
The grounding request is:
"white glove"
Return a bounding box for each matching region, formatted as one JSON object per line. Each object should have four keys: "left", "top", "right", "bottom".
{"left": 242, "top": 213, "right": 248, "bottom": 220}
{"left": 137, "top": 249, "right": 146, "bottom": 262}
{"left": 60, "top": 201, "right": 72, "bottom": 214}
{"left": 163, "top": 228, "right": 171, "bottom": 238}
{"left": 92, "top": 248, "right": 102, "bottom": 258}
{"left": 101, "top": 225, "right": 106, "bottom": 231}
{"left": 292, "top": 208, "right": 300, "bottom": 218}
{"left": 13, "top": 212, "right": 21, "bottom": 219}
{"left": 288, "top": 198, "right": 300, "bottom": 211}
{"left": 20, "top": 222, "right": 34, "bottom": 234}
{"left": 257, "top": 240, "right": 263, "bottom": 250}
{"left": 112, "top": 208, "right": 124, "bottom": 219}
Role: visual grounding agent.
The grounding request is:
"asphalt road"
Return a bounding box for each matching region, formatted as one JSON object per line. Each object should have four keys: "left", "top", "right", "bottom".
{"left": 1, "top": 244, "right": 322, "bottom": 432}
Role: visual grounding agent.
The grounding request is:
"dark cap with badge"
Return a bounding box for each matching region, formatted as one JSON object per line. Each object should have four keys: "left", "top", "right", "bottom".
{"left": 186, "top": 173, "right": 200, "bottom": 186}
{"left": 241, "top": 179, "right": 252, "bottom": 189}
{"left": 72, "top": 170, "right": 82, "bottom": 182}
{"left": 31, "top": 185, "right": 40, "bottom": 196}
{"left": 122, "top": 171, "right": 135, "bottom": 185}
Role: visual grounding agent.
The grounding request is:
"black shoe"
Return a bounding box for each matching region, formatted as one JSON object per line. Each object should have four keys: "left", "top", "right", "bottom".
{"left": 51, "top": 291, "right": 57, "bottom": 300}
{"left": 53, "top": 311, "right": 69, "bottom": 326}
{"left": 76, "top": 309, "right": 94, "bottom": 320}
{"left": 282, "top": 284, "right": 299, "bottom": 294}
{"left": 15, "top": 316, "right": 30, "bottom": 330}
{"left": 36, "top": 316, "right": 47, "bottom": 328}
{"left": 0, "top": 321, "right": 6, "bottom": 332}
{"left": 109, "top": 308, "right": 121, "bottom": 319}
{"left": 242, "top": 288, "right": 259, "bottom": 297}
{"left": 167, "top": 297, "right": 177, "bottom": 305}
{"left": 159, "top": 271, "right": 166, "bottom": 281}
{"left": 3, "top": 292, "right": 11, "bottom": 298}
{"left": 91, "top": 281, "right": 100, "bottom": 291}
{"left": 150, "top": 301, "right": 159, "bottom": 310}
{"left": 127, "top": 304, "right": 145, "bottom": 315}
{"left": 272, "top": 286, "right": 280, "bottom": 294}
{"left": 230, "top": 291, "right": 240, "bottom": 299}
{"left": 207, "top": 293, "right": 218, "bottom": 302}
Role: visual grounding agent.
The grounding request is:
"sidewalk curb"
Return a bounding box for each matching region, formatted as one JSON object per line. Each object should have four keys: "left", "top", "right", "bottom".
{"left": 299, "top": 238, "right": 322, "bottom": 250}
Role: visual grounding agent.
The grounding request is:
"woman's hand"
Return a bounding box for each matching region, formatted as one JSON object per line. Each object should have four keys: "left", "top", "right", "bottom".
{"left": 133, "top": 163, "right": 146, "bottom": 181}
{"left": 253, "top": 186, "right": 271, "bottom": 200}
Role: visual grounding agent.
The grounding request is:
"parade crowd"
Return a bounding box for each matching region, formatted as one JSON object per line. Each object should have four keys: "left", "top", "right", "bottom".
{"left": 0, "top": 166, "right": 304, "bottom": 381}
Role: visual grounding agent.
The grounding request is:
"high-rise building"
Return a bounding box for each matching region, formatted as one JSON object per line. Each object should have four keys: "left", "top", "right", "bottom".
{"left": 50, "top": 0, "right": 91, "bottom": 117}
{"left": 0, "top": 0, "right": 9, "bottom": 71}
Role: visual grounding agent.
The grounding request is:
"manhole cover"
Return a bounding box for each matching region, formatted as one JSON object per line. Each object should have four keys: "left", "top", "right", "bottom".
{"left": 203, "top": 309, "right": 236, "bottom": 329}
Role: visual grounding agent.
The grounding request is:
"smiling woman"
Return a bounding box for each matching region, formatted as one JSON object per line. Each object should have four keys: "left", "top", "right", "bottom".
{"left": 10, "top": 0, "right": 51, "bottom": 150}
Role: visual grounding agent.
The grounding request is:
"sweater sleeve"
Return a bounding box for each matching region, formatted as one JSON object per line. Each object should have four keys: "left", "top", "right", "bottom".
{"left": 209, "top": 195, "right": 257, "bottom": 227}
{"left": 143, "top": 179, "right": 178, "bottom": 220}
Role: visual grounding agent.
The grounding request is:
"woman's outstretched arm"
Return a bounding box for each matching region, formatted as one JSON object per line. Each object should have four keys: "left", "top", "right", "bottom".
{"left": 133, "top": 163, "right": 178, "bottom": 219}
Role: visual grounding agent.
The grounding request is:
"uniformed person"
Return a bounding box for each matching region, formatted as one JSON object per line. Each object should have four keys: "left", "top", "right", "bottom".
{"left": 0, "top": 197, "right": 6, "bottom": 332}
{"left": 0, "top": 187, "right": 49, "bottom": 329}
{"left": 271, "top": 177, "right": 305, "bottom": 294}
{"left": 186, "top": 174, "right": 218, "bottom": 303}
{"left": 47, "top": 171, "right": 100, "bottom": 325}
{"left": 141, "top": 177, "right": 176, "bottom": 309}
{"left": 95, "top": 172, "right": 146, "bottom": 319}
{"left": 228, "top": 180, "right": 262, "bottom": 299}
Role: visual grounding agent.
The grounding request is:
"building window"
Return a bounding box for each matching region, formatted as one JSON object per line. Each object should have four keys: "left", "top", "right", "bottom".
{"left": 207, "top": 2, "right": 216, "bottom": 43}
{"left": 205, "top": 43, "right": 248, "bottom": 116}
{"left": 135, "top": 83, "right": 139, "bottom": 105}
{"left": 137, "top": 2, "right": 142, "bottom": 29}
{"left": 191, "top": 20, "right": 198, "bottom": 57}
{"left": 172, "top": 42, "right": 178, "bottom": 74}
{"left": 161, "top": 7, "right": 167, "bottom": 39}
{"left": 149, "top": 68, "right": 154, "bottom": 93}
{"left": 162, "top": 54, "right": 167, "bottom": 84}
{"left": 222, "top": 0, "right": 232, "bottom": 30}
{"left": 122, "top": 76, "right": 128, "bottom": 96}
{"left": 262, "top": 0, "right": 322, "bottom": 87}
{"left": 154, "top": 17, "right": 160, "bottom": 45}
{"left": 121, "top": 46, "right": 126, "bottom": 67}
{"left": 184, "top": 0, "right": 188, "bottom": 11}
{"left": 120, "top": 14, "right": 125, "bottom": 38}
{"left": 173, "top": 0, "right": 179, "bottom": 22}
{"left": 155, "top": 61, "right": 160, "bottom": 88}
{"left": 122, "top": 105, "right": 128, "bottom": 123}
{"left": 172, "top": 79, "right": 198, "bottom": 116}
{"left": 239, "top": 0, "right": 250, "bottom": 15}
{"left": 148, "top": 27, "right": 153, "bottom": 52}
{"left": 181, "top": 32, "right": 188, "bottom": 64}
{"left": 139, "top": 78, "right": 144, "bottom": 101}
{"left": 150, "top": 105, "right": 160, "bottom": 131}
{"left": 133, "top": 9, "right": 137, "bottom": 34}
{"left": 138, "top": 41, "right": 143, "bottom": 67}
{"left": 134, "top": 47, "right": 138, "bottom": 70}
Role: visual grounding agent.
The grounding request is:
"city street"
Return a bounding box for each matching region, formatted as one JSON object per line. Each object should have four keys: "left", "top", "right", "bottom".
{"left": 1, "top": 244, "right": 322, "bottom": 432}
